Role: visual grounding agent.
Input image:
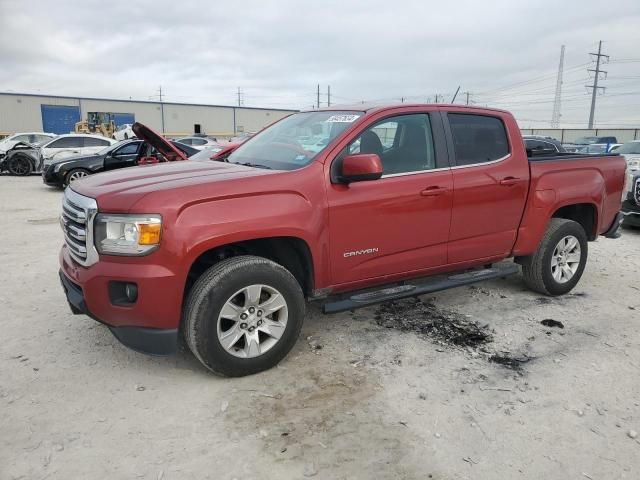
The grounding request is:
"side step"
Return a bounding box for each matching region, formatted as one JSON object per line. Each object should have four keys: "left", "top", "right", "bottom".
{"left": 322, "top": 262, "right": 520, "bottom": 314}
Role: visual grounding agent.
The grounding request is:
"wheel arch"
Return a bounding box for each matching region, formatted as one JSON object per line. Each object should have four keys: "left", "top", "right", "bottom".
{"left": 183, "top": 236, "right": 315, "bottom": 303}
{"left": 551, "top": 202, "right": 598, "bottom": 240}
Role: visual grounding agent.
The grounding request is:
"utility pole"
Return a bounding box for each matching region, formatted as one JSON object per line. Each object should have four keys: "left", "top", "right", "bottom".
{"left": 158, "top": 85, "right": 165, "bottom": 134}
{"left": 327, "top": 85, "right": 331, "bottom": 107}
{"left": 587, "top": 40, "right": 608, "bottom": 129}
{"left": 450, "top": 86, "right": 461, "bottom": 104}
{"left": 317, "top": 84, "right": 321, "bottom": 109}
{"left": 551, "top": 45, "right": 565, "bottom": 128}
{"left": 464, "top": 91, "right": 471, "bottom": 105}
{"left": 237, "top": 87, "right": 243, "bottom": 107}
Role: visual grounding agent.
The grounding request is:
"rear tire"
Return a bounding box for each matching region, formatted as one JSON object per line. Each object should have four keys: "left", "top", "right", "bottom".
{"left": 183, "top": 256, "right": 305, "bottom": 377}
{"left": 521, "top": 218, "right": 588, "bottom": 296}
{"left": 7, "top": 154, "right": 33, "bottom": 176}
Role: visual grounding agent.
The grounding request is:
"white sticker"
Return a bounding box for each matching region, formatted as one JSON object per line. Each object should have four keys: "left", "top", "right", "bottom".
{"left": 327, "top": 114, "right": 360, "bottom": 123}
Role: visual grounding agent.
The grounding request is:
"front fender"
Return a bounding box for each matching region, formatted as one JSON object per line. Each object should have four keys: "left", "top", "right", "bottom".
{"left": 171, "top": 190, "right": 326, "bottom": 285}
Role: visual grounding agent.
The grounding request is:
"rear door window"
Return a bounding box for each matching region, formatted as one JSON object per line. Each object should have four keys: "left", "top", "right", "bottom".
{"left": 448, "top": 114, "right": 509, "bottom": 166}
{"left": 114, "top": 142, "right": 140, "bottom": 156}
{"left": 83, "top": 137, "right": 111, "bottom": 147}
{"left": 48, "top": 137, "right": 83, "bottom": 148}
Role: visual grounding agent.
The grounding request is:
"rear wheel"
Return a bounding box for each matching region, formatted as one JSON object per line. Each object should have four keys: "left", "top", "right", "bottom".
{"left": 521, "top": 218, "right": 588, "bottom": 295}
{"left": 65, "top": 168, "right": 90, "bottom": 187}
{"left": 183, "top": 256, "right": 305, "bottom": 376}
{"left": 8, "top": 155, "right": 33, "bottom": 176}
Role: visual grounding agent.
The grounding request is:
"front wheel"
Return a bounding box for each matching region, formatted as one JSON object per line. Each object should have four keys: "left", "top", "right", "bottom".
{"left": 8, "top": 155, "right": 33, "bottom": 176}
{"left": 183, "top": 256, "right": 305, "bottom": 376}
{"left": 520, "top": 218, "right": 588, "bottom": 296}
{"left": 64, "top": 168, "right": 90, "bottom": 187}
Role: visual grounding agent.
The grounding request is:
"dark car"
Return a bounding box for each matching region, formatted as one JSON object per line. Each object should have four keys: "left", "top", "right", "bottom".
{"left": 42, "top": 139, "right": 199, "bottom": 187}
{"left": 523, "top": 136, "right": 566, "bottom": 157}
{"left": 622, "top": 170, "right": 640, "bottom": 228}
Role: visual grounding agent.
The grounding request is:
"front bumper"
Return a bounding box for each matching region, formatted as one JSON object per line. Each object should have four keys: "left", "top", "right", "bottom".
{"left": 42, "top": 164, "right": 63, "bottom": 186}
{"left": 622, "top": 199, "right": 640, "bottom": 227}
{"left": 59, "top": 246, "right": 180, "bottom": 356}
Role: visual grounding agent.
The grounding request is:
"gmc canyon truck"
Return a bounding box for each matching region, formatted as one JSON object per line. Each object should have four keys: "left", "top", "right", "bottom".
{"left": 58, "top": 105, "right": 627, "bottom": 376}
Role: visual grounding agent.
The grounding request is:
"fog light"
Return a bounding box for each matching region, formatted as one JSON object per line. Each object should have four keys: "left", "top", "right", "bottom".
{"left": 125, "top": 283, "right": 138, "bottom": 302}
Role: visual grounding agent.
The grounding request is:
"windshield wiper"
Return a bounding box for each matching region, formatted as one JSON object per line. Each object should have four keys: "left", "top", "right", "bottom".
{"left": 231, "top": 161, "right": 272, "bottom": 169}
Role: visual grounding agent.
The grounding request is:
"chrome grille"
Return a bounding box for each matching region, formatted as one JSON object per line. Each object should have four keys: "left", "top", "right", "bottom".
{"left": 635, "top": 177, "right": 640, "bottom": 205}
{"left": 61, "top": 188, "right": 98, "bottom": 267}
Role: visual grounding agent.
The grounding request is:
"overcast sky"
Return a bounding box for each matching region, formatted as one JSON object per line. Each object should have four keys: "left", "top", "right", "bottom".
{"left": 1, "top": 0, "right": 639, "bottom": 128}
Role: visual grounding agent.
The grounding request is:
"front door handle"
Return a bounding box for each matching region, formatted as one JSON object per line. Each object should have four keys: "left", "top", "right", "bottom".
{"left": 420, "top": 186, "right": 449, "bottom": 197}
{"left": 499, "top": 177, "right": 520, "bottom": 186}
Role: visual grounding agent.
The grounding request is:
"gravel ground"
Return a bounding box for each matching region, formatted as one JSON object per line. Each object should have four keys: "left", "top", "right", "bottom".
{"left": 1, "top": 175, "right": 639, "bottom": 480}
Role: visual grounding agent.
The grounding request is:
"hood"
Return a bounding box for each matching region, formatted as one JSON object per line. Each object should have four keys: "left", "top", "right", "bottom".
{"left": 132, "top": 122, "right": 188, "bottom": 161}
{"left": 71, "top": 160, "right": 278, "bottom": 212}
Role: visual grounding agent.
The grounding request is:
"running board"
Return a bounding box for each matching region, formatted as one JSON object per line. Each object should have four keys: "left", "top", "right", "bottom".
{"left": 322, "top": 262, "right": 520, "bottom": 314}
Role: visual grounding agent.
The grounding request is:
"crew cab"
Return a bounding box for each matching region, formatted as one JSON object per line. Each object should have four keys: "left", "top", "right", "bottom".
{"left": 58, "top": 106, "right": 627, "bottom": 377}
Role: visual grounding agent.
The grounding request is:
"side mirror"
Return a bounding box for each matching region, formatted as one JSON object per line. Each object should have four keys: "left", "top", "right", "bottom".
{"left": 338, "top": 153, "right": 383, "bottom": 183}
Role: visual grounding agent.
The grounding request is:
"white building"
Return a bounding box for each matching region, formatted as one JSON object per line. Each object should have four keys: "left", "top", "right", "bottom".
{"left": 0, "top": 92, "right": 296, "bottom": 138}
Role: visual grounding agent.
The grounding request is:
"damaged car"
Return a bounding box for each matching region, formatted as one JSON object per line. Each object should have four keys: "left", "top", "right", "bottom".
{"left": 42, "top": 127, "right": 199, "bottom": 188}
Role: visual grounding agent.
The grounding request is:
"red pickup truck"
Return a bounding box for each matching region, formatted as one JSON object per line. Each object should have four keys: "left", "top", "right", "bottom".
{"left": 59, "top": 105, "right": 627, "bottom": 376}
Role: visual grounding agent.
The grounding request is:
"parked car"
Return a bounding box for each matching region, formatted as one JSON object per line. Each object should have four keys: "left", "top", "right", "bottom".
{"left": 523, "top": 135, "right": 566, "bottom": 156}
{"left": 175, "top": 136, "right": 221, "bottom": 150}
{"left": 113, "top": 124, "right": 135, "bottom": 141}
{"left": 0, "top": 132, "right": 56, "bottom": 156}
{"left": 58, "top": 106, "right": 626, "bottom": 377}
{"left": 40, "top": 134, "right": 116, "bottom": 169}
{"left": 43, "top": 135, "right": 199, "bottom": 188}
{"left": 0, "top": 137, "right": 55, "bottom": 175}
{"left": 616, "top": 140, "right": 640, "bottom": 173}
{"left": 622, "top": 169, "right": 640, "bottom": 228}
{"left": 563, "top": 136, "right": 618, "bottom": 152}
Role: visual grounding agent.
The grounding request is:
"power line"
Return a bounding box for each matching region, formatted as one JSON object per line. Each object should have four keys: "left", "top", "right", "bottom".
{"left": 587, "top": 40, "right": 609, "bottom": 128}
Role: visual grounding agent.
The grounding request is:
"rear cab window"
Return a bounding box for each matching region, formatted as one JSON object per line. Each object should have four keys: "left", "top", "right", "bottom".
{"left": 447, "top": 113, "right": 510, "bottom": 166}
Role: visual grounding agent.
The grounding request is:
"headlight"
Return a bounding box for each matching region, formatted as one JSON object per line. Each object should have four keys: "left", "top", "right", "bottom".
{"left": 628, "top": 159, "right": 640, "bottom": 172}
{"left": 623, "top": 168, "right": 634, "bottom": 201}
{"left": 94, "top": 214, "right": 162, "bottom": 256}
{"left": 53, "top": 162, "right": 66, "bottom": 172}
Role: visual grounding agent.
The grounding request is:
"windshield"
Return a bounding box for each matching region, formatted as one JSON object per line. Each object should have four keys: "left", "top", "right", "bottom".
{"left": 617, "top": 142, "right": 640, "bottom": 154}
{"left": 227, "top": 111, "right": 364, "bottom": 170}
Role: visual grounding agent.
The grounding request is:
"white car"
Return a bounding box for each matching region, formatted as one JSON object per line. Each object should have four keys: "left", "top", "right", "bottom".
{"left": 40, "top": 134, "right": 116, "bottom": 167}
{"left": 113, "top": 124, "right": 135, "bottom": 141}
{"left": 175, "top": 136, "right": 221, "bottom": 150}
{"left": 0, "top": 132, "right": 56, "bottom": 154}
{"left": 617, "top": 140, "right": 640, "bottom": 172}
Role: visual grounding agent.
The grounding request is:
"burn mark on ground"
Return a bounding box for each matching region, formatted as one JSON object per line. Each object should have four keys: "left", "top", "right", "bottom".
{"left": 374, "top": 298, "right": 492, "bottom": 348}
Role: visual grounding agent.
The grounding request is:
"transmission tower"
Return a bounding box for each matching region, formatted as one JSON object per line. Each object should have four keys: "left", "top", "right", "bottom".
{"left": 551, "top": 45, "right": 565, "bottom": 128}
{"left": 586, "top": 40, "right": 608, "bottom": 129}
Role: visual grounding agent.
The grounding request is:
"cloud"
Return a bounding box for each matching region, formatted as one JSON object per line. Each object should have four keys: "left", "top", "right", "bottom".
{"left": 0, "top": 0, "right": 639, "bottom": 127}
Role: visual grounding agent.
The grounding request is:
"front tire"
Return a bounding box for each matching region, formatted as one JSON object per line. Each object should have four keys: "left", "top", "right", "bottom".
{"left": 64, "top": 168, "right": 90, "bottom": 187}
{"left": 521, "top": 218, "right": 588, "bottom": 296}
{"left": 8, "top": 155, "right": 33, "bottom": 176}
{"left": 183, "top": 256, "right": 305, "bottom": 376}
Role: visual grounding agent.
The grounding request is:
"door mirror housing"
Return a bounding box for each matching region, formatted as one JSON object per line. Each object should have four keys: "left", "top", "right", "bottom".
{"left": 338, "top": 153, "right": 383, "bottom": 183}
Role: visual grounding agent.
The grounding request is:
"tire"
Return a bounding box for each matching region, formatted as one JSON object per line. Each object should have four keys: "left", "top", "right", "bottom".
{"left": 183, "top": 255, "right": 305, "bottom": 376}
{"left": 64, "top": 168, "right": 90, "bottom": 187}
{"left": 7, "top": 154, "right": 33, "bottom": 176}
{"left": 520, "top": 218, "right": 588, "bottom": 296}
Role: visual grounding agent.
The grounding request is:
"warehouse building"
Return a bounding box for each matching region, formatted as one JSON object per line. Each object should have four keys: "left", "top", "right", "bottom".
{"left": 0, "top": 92, "right": 297, "bottom": 138}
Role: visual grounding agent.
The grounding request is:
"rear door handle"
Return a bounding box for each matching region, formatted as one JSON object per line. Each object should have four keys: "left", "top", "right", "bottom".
{"left": 499, "top": 177, "right": 520, "bottom": 186}
{"left": 420, "top": 186, "right": 449, "bottom": 197}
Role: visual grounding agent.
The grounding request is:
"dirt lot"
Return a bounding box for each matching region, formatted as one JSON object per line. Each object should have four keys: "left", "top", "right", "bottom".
{"left": 1, "top": 175, "right": 639, "bottom": 480}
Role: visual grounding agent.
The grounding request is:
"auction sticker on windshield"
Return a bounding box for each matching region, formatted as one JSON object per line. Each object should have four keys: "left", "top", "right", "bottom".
{"left": 327, "top": 114, "right": 361, "bottom": 123}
